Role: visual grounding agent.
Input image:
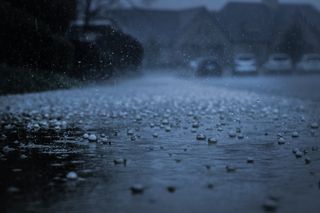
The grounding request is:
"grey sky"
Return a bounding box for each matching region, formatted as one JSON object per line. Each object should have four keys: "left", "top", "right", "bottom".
{"left": 140, "top": 0, "right": 320, "bottom": 10}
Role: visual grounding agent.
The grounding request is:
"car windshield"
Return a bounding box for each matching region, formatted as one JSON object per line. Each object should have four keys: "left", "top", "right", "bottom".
{"left": 2, "top": 1, "right": 320, "bottom": 213}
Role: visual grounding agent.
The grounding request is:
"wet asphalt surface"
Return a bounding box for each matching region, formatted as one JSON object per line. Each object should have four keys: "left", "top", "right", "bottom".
{"left": 0, "top": 73, "right": 320, "bottom": 213}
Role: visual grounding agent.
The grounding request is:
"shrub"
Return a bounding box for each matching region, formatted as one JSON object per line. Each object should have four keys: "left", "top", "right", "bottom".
{"left": 96, "top": 27, "right": 144, "bottom": 74}
{"left": 0, "top": 1, "right": 75, "bottom": 73}
{"left": 0, "top": 64, "right": 79, "bottom": 95}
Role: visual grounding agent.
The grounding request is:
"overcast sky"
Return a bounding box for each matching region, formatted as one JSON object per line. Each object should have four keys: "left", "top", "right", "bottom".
{"left": 140, "top": 0, "right": 320, "bottom": 10}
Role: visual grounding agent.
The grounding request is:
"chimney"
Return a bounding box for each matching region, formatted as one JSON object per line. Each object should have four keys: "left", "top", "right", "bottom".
{"left": 262, "top": 0, "right": 279, "bottom": 9}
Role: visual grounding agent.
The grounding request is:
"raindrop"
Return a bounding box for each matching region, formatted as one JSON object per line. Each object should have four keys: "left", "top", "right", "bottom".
{"left": 114, "top": 158, "right": 127, "bottom": 165}
{"left": 226, "top": 165, "right": 237, "bottom": 172}
{"left": 192, "top": 122, "right": 200, "bottom": 128}
{"left": 130, "top": 184, "right": 144, "bottom": 195}
{"left": 278, "top": 138, "right": 286, "bottom": 145}
{"left": 83, "top": 133, "right": 89, "bottom": 139}
{"left": 135, "top": 115, "right": 142, "bottom": 121}
{"left": 7, "top": 186, "right": 20, "bottom": 194}
{"left": 162, "top": 119, "right": 169, "bottom": 125}
{"left": 196, "top": 134, "right": 206, "bottom": 141}
{"left": 20, "top": 154, "right": 28, "bottom": 160}
{"left": 305, "top": 157, "right": 311, "bottom": 164}
{"left": 174, "top": 159, "right": 182, "bottom": 163}
{"left": 101, "top": 138, "right": 109, "bottom": 144}
{"left": 207, "top": 183, "right": 214, "bottom": 189}
{"left": 247, "top": 157, "right": 255, "bottom": 164}
{"left": 310, "top": 122, "right": 319, "bottom": 129}
{"left": 88, "top": 134, "right": 97, "bottom": 142}
{"left": 66, "top": 171, "right": 78, "bottom": 180}
{"left": 208, "top": 137, "right": 218, "bottom": 145}
{"left": 127, "top": 129, "right": 134, "bottom": 136}
{"left": 228, "top": 130, "right": 237, "bottom": 138}
{"left": 166, "top": 186, "right": 176, "bottom": 193}
{"left": 237, "top": 134, "right": 244, "bottom": 139}
{"left": 292, "top": 131, "right": 299, "bottom": 138}
{"left": 295, "top": 150, "right": 303, "bottom": 158}
{"left": 262, "top": 198, "right": 277, "bottom": 212}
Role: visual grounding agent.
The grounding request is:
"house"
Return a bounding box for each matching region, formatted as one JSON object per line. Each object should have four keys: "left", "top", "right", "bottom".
{"left": 270, "top": 4, "right": 320, "bottom": 54}
{"left": 217, "top": 0, "right": 320, "bottom": 62}
{"left": 99, "top": 7, "right": 230, "bottom": 66}
{"left": 93, "top": 0, "right": 320, "bottom": 67}
{"left": 217, "top": 2, "right": 273, "bottom": 62}
{"left": 175, "top": 10, "right": 231, "bottom": 65}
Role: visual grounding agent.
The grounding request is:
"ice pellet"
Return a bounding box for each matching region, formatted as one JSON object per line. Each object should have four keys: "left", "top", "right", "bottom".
{"left": 83, "top": 133, "right": 89, "bottom": 139}
{"left": 292, "top": 131, "right": 299, "bottom": 138}
{"left": 226, "top": 165, "right": 237, "bottom": 172}
{"left": 247, "top": 157, "right": 255, "bottom": 163}
{"left": 167, "top": 186, "right": 176, "bottom": 193}
{"left": 262, "top": 198, "right": 277, "bottom": 212}
{"left": 88, "top": 134, "right": 97, "bottom": 142}
{"left": 114, "top": 158, "right": 127, "bottom": 165}
{"left": 208, "top": 137, "right": 218, "bottom": 145}
{"left": 228, "top": 131, "right": 236, "bottom": 138}
{"left": 192, "top": 122, "right": 200, "bottom": 128}
{"left": 66, "top": 171, "right": 78, "bottom": 180}
{"left": 162, "top": 119, "right": 169, "bottom": 125}
{"left": 278, "top": 138, "right": 286, "bottom": 145}
{"left": 310, "top": 122, "right": 319, "bottom": 129}
{"left": 130, "top": 184, "right": 144, "bottom": 194}
{"left": 127, "top": 129, "right": 134, "bottom": 135}
{"left": 196, "top": 134, "right": 206, "bottom": 140}
{"left": 305, "top": 157, "right": 311, "bottom": 164}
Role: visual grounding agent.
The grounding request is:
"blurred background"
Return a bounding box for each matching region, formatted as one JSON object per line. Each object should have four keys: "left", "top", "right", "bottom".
{"left": 1, "top": 2, "right": 320, "bottom": 212}
{"left": 1, "top": 0, "right": 320, "bottom": 93}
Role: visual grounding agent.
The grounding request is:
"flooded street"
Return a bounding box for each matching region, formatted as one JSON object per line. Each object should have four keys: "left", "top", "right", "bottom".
{"left": 1, "top": 73, "right": 320, "bottom": 213}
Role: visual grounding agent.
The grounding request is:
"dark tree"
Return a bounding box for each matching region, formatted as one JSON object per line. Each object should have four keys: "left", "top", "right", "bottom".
{"left": 0, "top": 1, "right": 76, "bottom": 71}
{"left": 278, "top": 23, "right": 312, "bottom": 61}
{"left": 78, "top": 0, "right": 156, "bottom": 28}
{"left": 5, "top": 0, "right": 76, "bottom": 34}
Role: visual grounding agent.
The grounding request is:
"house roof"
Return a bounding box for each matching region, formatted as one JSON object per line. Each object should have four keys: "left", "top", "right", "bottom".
{"left": 218, "top": 2, "right": 320, "bottom": 44}
{"left": 101, "top": 7, "right": 207, "bottom": 46}
{"left": 177, "top": 10, "right": 229, "bottom": 48}
{"left": 95, "top": 3, "right": 320, "bottom": 51}
{"left": 217, "top": 2, "right": 274, "bottom": 43}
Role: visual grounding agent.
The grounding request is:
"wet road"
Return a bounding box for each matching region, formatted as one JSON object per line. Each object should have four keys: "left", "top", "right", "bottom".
{"left": 1, "top": 74, "right": 320, "bottom": 213}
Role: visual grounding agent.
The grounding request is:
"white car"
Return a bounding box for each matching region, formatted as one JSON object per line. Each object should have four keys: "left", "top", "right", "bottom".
{"left": 189, "top": 57, "right": 207, "bottom": 70}
{"left": 263, "top": 53, "right": 293, "bottom": 73}
{"left": 233, "top": 53, "right": 257, "bottom": 74}
{"left": 296, "top": 54, "right": 320, "bottom": 73}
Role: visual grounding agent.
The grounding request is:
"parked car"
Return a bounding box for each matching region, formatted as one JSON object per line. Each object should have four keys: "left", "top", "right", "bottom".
{"left": 189, "top": 58, "right": 205, "bottom": 70}
{"left": 296, "top": 54, "right": 320, "bottom": 73}
{"left": 233, "top": 53, "right": 258, "bottom": 75}
{"left": 195, "top": 58, "right": 222, "bottom": 76}
{"left": 263, "top": 53, "right": 293, "bottom": 74}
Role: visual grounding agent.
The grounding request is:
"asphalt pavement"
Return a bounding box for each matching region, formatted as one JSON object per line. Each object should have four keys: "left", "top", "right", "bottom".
{"left": 0, "top": 73, "right": 320, "bottom": 213}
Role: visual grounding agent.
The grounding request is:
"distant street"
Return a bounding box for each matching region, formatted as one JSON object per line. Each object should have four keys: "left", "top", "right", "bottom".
{"left": 1, "top": 73, "right": 320, "bottom": 213}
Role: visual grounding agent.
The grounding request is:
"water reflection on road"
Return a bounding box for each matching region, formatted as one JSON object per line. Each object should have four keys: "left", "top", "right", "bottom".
{"left": 1, "top": 74, "right": 320, "bottom": 213}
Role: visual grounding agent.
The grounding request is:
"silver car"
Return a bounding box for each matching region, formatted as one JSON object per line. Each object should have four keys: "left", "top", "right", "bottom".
{"left": 233, "top": 53, "right": 258, "bottom": 75}
{"left": 296, "top": 54, "right": 320, "bottom": 73}
{"left": 263, "top": 53, "right": 293, "bottom": 73}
